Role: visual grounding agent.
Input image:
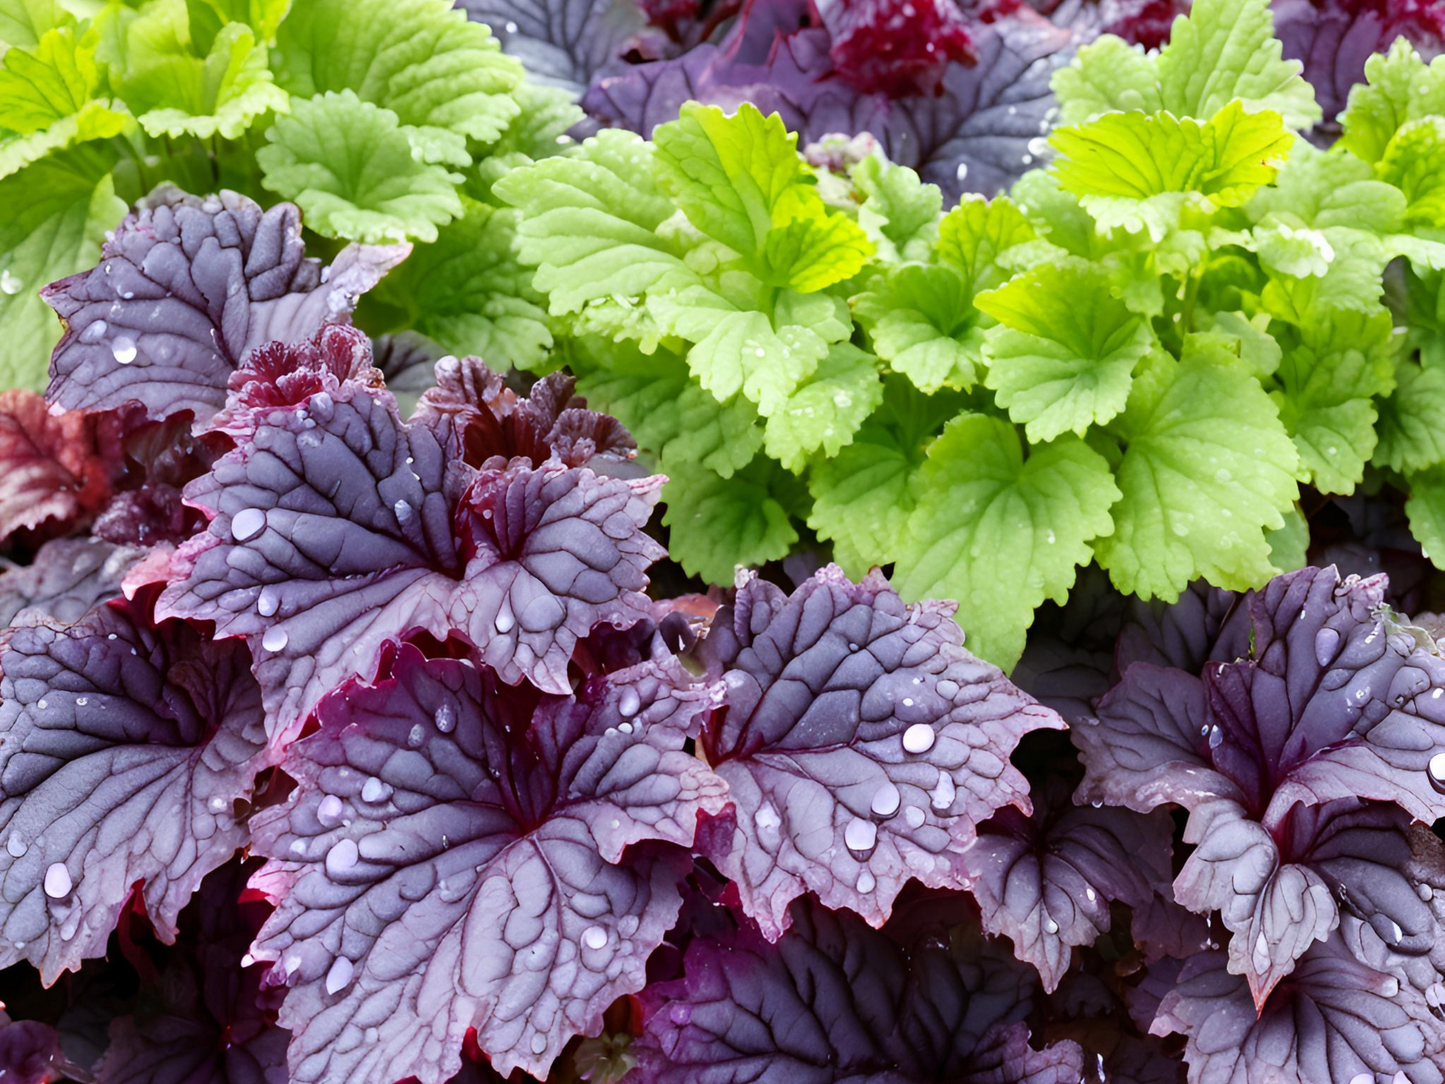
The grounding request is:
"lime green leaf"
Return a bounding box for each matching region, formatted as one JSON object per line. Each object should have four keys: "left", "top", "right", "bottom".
{"left": 1271, "top": 309, "right": 1396, "bottom": 494}
{"left": 94, "top": 0, "right": 287, "bottom": 140}
{"left": 258, "top": 90, "right": 462, "bottom": 242}
{"left": 0, "top": 144, "right": 124, "bottom": 389}
{"left": 0, "top": 0, "right": 72, "bottom": 49}
{"left": 893, "top": 413, "right": 1120, "bottom": 670}
{"left": 187, "top": 0, "right": 291, "bottom": 45}
{"left": 491, "top": 81, "right": 582, "bottom": 160}
{"left": 851, "top": 153, "right": 940, "bottom": 263}
{"left": 1155, "top": 0, "right": 1320, "bottom": 129}
{"left": 1248, "top": 222, "right": 1335, "bottom": 277}
{"left": 935, "top": 194, "right": 1037, "bottom": 284}
{"left": 662, "top": 459, "right": 798, "bottom": 585}
{"left": 1378, "top": 118, "right": 1445, "bottom": 230}
{"left": 1406, "top": 467, "right": 1445, "bottom": 569}
{"left": 273, "top": 0, "right": 521, "bottom": 148}
{"left": 1051, "top": 101, "right": 1292, "bottom": 240}
{"left": 978, "top": 261, "right": 1155, "bottom": 441}
{"left": 1266, "top": 504, "right": 1309, "bottom": 573}
{"left": 1404, "top": 265, "right": 1445, "bottom": 369}
{"left": 1246, "top": 138, "right": 1405, "bottom": 232}
{"left": 1374, "top": 361, "right": 1445, "bottom": 475}
{"left": 1340, "top": 38, "right": 1445, "bottom": 166}
{"left": 853, "top": 263, "right": 983, "bottom": 393}
{"left": 1203, "top": 310, "right": 1282, "bottom": 379}
{"left": 495, "top": 129, "right": 686, "bottom": 317}
{"left": 1260, "top": 228, "right": 1390, "bottom": 318}
{"left": 762, "top": 342, "right": 882, "bottom": 472}
{"left": 363, "top": 198, "right": 550, "bottom": 369}
{"left": 575, "top": 347, "right": 762, "bottom": 479}
{"left": 652, "top": 101, "right": 869, "bottom": 291}
{"left": 0, "top": 25, "right": 127, "bottom": 177}
{"left": 806, "top": 422, "right": 919, "bottom": 578}
{"left": 1093, "top": 353, "right": 1300, "bottom": 600}
{"left": 1052, "top": 36, "right": 1163, "bottom": 127}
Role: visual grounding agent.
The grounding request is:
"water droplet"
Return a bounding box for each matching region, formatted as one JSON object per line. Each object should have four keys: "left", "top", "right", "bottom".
{"left": 844, "top": 817, "right": 877, "bottom": 856}
{"left": 1314, "top": 627, "right": 1340, "bottom": 667}
{"left": 754, "top": 803, "right": 781, "bottom": 833}
{"left": 618, "top": 687, "right": 641, "bottom": 718}
{"left": 325, "top": 956, "right": 353, "bottom": 994}
{"left": 1392, "top": 920, "right": 1404, "bottom": 943}
{"left": 75, "top": 697, "right": 87, "bottom": 707}
{"left": 955, "top": 163, "right": 969, "bottom": 183}
{"left": 326, "top": 838, "right": 359, "bottom": 876}
{"left": 0, "top": 270, "right": 22, "bottom": 295}
{"left": 904, "top": 806, "right": 925, "bottom": 829}
{"left": 1253, "top": 931, "right": 1270, "bottom": 969}
{"left": 408, "top": 723, "right": 425, "bottom": 747}
{"left": 257, "top": 587, "right": 279, "bottom": 617}
{"left": 1085, "top": 888, "right": 1096, "bottom": 902}
{"left": 1430, "top": 752, "right": 1445, "bottom": 794}
{"left": 393, "top": 499, "right": 412, "bottom": 522}
{"left": 80, "top": 319, "right": 107, "bottom": 342}
{"left": 317, "top": 794, "right": 344, "bottom": 825}
{"left": 290, "top": 839, "right": 306, "bottom": 855}
{"left": 857, "top": 869, "right": 876, "bottom": 893}
{"left": 902, "top": 723, "right": 936, "bottom": 754}
{"left": 208, "top": 796, "right": 229, "bottom": 813}
{"left": 5, "top": 833, "right": 25, "bottom": 858}
{"left": 111, "top": 336, "right": 137, "bottom": 364}
{"left": 494, "top": 602, "right": 515, "bottom": 634}
{"left": 361, "top": 777, "right": 391, "bottom": 803}
{"left": 1208, "top": 726, "right": 1223, "bottom": 749}
{"left": 870, "top": 782, "right": 901, "bottom": 818}
{"left": 1043, "top": 915, "right": 1059, "bottom": 934}
{"left": 435, "top": 704, "right": 456, "bottom": 733}
{"left": 902, "top": 697, "right": 914, "bottom": 708}
{"left": 36, "top": 699, "right": 45, "bottom": 710}
{"left": 531, "top": 1034, "right": 548, "bottom": 1056}
{"left": 583, "top": 925, "right": 608, "bottom": 950}
{"left": 262, "top": 627, "right": 288, "bottom": 652}
{"left": 231, "top": 508, "right": 266, "bottom": 541}
{"left": 929, "top": 771, "right": 956, "bottom": 812}
{"left": 43, "top": 862, "right": 71, "bottom": 898}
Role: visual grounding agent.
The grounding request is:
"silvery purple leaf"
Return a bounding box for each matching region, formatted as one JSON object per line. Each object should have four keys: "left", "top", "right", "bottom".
{"left": 460, "top": 0, "right": 647, "bottom": 96}
{"left": 695, "top": 565, "right": 1062, "bottom": 941}
{"left": 633, "top": 896, "right": 1083, "bottom": 1084}
{"left": 1151, "top": 944, "right": 1445, "bottom": 1084}
{"left": 1114, "top": 581, "right": 1247, "bottom": 677}
{"left": 962, "top": 777, "right": 1174, "bottom": 992}
{"left": 0, "top": 598, "right": 269, "bottom": 983}
{"left": 249, "top": 646, "right": 726, "bottom": 1083}
{"left": 0, "top": 538, "right": 144, "bottom": 627}
{"left": 43, "top": 186, "right": 408, "bottom": 423}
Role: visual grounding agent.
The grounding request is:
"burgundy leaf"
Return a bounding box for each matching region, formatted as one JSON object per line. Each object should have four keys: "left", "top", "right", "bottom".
{"left": 962, "top": 777, "right": 1174, "bottom": 992}
{"left": 248, "top": 646, "right": 726, "bottom": 1083}
{"left": 0, "top": 1018, "right": 66, "bottom": 1084}
{"left": 1151, "top": 944, "right": 1445, "bottom": 1084}
{"left": 0, "top": 597, "right": 270, "bottom": 982}
{"left": 695, "top": 565, "right": 1062, "bottom": 940}
{"left": 0, "top": 538, "right": 144, "bottom": 627}
{"left": 43, "top": 187, "right": 408, "bottom": 423}
{"left": 817, "top": 0, "right": 974, "bottom": 96}
{"left": 633, "top": 896, "right": 1083, "bottom": 1084}
{"left": 0, "top": 391, "right": 123, "bottom": 543}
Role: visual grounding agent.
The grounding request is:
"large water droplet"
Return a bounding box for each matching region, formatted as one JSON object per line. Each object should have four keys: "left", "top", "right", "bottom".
{"left": 361, "top": 777, "right": 392, "bottom": 804}
{"left": 43, "top": 862, "right": 72, "bottom": 899}
{"left": 1042, "top": 915, "right": 1059, "bottom": 934}
{"left": 870, "top": 782, "right": 901, "bottom": 818}
{"left": 929, "top": 771, "right": 956, "bottom": 812}
{"left": 5, "top": 833, "right": 26, "bottom": 858}
{"left": 1314, "top": 627, "right": 1340, "bottom": 667}
{"left": 857, "top": 869, "right": 876, "bottom": 893}
{"left": 0, "top": 270, "right": 22, "bottom": 295}
{"left": 325, "top": 956, "right": 353, "bottom": 995}
{"left": 531, "top": 1034, "right": 548, "bottom": 1056}
{"left": 111, "top": 336, "right": 137, "bottom": 364}
{"left": 262, "top": 627, "right": 288, "bottom": 652}
{"left": 257, "top": 587, "right": 279, "bottom": 617}
{"left": 844, "top": 817, "right": 877, "bottom": 857}
{"left": 435, "top": 704, "right": 456, "bottom": 733}
{"left": 494, "top": 601, "right": 515, "bottom": 634}
{"left": 582, "top": 925, "right": 608, "bottom": 950}
{"left": 902, "top": 723, "right": 936, "bottom": 754}
{"left": 1429, "top": 752, "right": 1445, "bottom": 794}
{"left": 754, "top": 803, "right": 781, "bottom": 833}
{"left": 317, "top": 794, "right": 344, "bottom": 825}
{"left": 326, "top": 838, "right": 359, "bottom": 876}
{"left": 618, "top": 687, "right": 641, "bottom": 718}
{"left": 231, "top": 508, "right": 266, "bottom": 541}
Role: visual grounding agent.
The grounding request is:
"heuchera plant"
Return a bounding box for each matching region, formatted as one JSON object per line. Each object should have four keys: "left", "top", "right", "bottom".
{"left": 6, "top": 2, "right": 1445, "bottom": 1084}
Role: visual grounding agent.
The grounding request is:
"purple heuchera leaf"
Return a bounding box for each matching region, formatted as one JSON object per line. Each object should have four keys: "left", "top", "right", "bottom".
{"left": 43, "top": 186, "right": 409, "bottom": 423}
{"left": 460, "top": 0, "right": 648, "bottom": 97}
{"left": 0, "top": 596, "right": 270, "bottom": 983}
{"left": 0, "top": 1018, "right": 66, "bottom": 1084}
{"left": 695, "top": 565, "right": 1062, "bottom": 940}
{"left": 248, "top": 645, "right": 727, "bottom": 1083}
{"left": 0, "top": 538, "right": 144, "bottom": 627}
{"left": 1150, "top": 944, "right": 1445, "bottom": 1084}
{"left": 1076, "top": 566, "right": 1445, "bottom": 1004}
{"left": 156, "top": 376, "right": 662, "bottom": 738}
{"left": 633, "top": 895, "right": 1083, "bottom": 1084}
{"left": 962, "top": 776, "right": 1174, "bottom": 992}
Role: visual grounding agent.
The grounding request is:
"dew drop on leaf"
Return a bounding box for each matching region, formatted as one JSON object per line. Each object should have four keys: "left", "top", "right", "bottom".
{"left": 583, "top": 925, "right": 607, "bottom": 950}
{"left": 856, "top": 869, "right": 875, "bottom": 893}
{"left": 1429, "top": 752, "right": 1445, "bottom": 794}
{"left": 325, "top": 956, "right": 353, "bottom": 995}
{"left": 844, "top": 817, "right": 877, "bottom": 857}
{"left": 618, "top": 687, "right": 640, "bottom": 718}
{"left": 317, "top": 794, "right": 344, "bottom": 826}
{"left": 326, "top": 838, "right": 359, "bottom": 876}
{"left": 870, "top": 782, "right": 901, "bottom": 818}
{"left": 43, "top": 862, "right": 71, "bottom": 898}
{"left": 5, "top": 833, "right": 25, "bottom": 858}
{"left": 111, "top": 336, "right": 137, "bottom": 364}
{"left": 929, "top": 771, "right": 956, "bottom": 812}
{"left": 262, "top": 627, "right": 289, "bottom": 652}
{"left": 231, "top": 508, "right": 266, "bottom": 542}
{"left": 902, "top": 723, "right": 936, "bottom": 754}
{"left": 435, "top": 704, "right": 456, "bottom": 733}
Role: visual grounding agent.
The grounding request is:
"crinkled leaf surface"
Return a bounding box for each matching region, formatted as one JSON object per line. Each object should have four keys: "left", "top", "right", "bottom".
{"left": 461, "top": 0, "right": 644, "bottom": 96}
{"left": 660, "top": 459, "right": 799, "bottom": 586}
{"left": 0, "top": 597, "right": 269, "bottom": 983}
{"left": 0, "top": 389, "right": 119, "bottom": 541}
{"left": 0, "top": 538, "right": 143, "bottom": 627}
{"left": 695, "top": 565, "right": 1062, "bottom": 940}
{"left": 44, "top": 185, "right": 407, "bottom": 421}
{"left": 249, "top": 647, "right": 726, "bottom": 1082}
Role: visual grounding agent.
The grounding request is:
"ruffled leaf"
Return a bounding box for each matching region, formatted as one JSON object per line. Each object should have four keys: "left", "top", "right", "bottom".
{"left": 0, "top": 538, "right": 143, "bottom": 626}
{"left": 0, "top": 389, "right": 120, "bottom": 541}
{"left": 461, "top": 0, "right": 645, "bottom": 96}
